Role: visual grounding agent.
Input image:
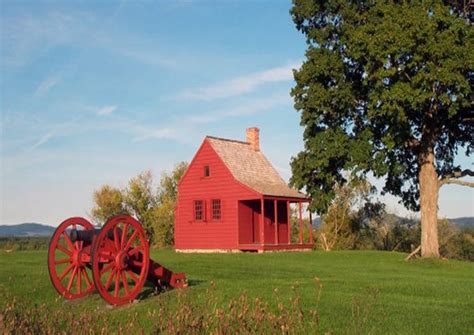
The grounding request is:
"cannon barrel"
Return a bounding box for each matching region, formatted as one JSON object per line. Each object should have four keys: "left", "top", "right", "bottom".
{"left": 69, "top": 228, "right": 117, "bottom": 245}
{"left": 69, "top": 228, "right": 99, "bottom": 244}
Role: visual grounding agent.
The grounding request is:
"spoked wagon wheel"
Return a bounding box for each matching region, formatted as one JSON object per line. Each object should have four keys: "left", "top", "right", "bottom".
{"left": 92, "top": 215, "right": 150, "bottom": 306}
{"left": 48, "top": 217, "right": 96, "bottom": 299}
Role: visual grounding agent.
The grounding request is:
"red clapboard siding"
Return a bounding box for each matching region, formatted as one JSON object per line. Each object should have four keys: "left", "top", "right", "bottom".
{"left": 175, "top": 139, "right": 259, "bottom": 250}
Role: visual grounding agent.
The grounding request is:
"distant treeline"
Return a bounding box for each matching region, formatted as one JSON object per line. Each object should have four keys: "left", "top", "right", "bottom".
{"left": 0, "top": 237, "right": 50, "bottom": 251}
{"left": 308, "top": 177, "right": 474, "bottom": 261}
{"left": 315, "top": 215, "right": 474, "bottom": 261}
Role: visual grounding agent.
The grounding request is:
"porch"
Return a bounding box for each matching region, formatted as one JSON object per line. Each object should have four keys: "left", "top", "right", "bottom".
{"left": 238, "top": 197, "right": 313, "bottom": 252}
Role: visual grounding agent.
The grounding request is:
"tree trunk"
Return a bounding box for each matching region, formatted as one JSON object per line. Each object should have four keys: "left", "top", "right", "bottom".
{"left": 419, "top": 150, "right": 440, "bottom": 258}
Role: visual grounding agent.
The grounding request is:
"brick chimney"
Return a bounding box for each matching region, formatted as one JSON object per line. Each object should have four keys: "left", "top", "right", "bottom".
{"left": 246, "top": 127, "right": 260, "bottom": 151}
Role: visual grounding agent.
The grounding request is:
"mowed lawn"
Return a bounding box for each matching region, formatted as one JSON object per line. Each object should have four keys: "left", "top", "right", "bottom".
{"left": 0, "top": 249, "right": 473, "bottom": 334}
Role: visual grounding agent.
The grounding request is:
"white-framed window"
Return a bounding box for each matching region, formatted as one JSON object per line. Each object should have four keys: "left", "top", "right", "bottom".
{"left": 211, "top": 199, "right": 221, "bottom": 220}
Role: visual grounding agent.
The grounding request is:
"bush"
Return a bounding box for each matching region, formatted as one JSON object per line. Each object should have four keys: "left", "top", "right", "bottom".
{"left": 0, "top": 237, "right": 49, "bottom": 251}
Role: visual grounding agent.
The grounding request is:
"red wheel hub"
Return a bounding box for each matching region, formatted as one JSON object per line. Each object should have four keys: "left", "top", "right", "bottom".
{"left": 71, "top": 249, "right": 81, "bottom": 267}
{"left": 115, "top": 252, "right": 130, "bottom": 270}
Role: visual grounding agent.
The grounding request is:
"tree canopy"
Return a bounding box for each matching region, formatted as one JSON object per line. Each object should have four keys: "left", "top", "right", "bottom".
{"left": 152, "top": 162, "right": 188, "bottom": 247}
{"left": 289, "top": 0, "right": 473, "bottom": 257}
{"left": 91, "top": 185, "right": 128, "bottom": 225}
{"left": 290, "top": 0, "right": 473, "bottom": 212}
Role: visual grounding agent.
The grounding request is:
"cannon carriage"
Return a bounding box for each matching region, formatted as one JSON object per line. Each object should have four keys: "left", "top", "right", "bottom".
{"left": 47, "top": 214, "right": 186, "bottom": 306}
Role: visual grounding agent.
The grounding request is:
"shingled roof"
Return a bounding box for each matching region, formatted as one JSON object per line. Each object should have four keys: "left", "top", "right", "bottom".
{"left": 206, "top": 135, "right": 307, "bottom": 199}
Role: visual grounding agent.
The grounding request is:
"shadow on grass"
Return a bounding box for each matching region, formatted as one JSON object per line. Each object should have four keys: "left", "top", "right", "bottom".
{"left": 136, "top": 278, "right": 206, "bottom": 301}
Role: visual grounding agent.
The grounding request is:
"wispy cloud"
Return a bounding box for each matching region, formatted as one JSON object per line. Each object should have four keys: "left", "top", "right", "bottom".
{"left": 81, "top": 115, "right": 181, "bottom": 142}
{"left": 186, "top": 93, "right": 291, "bottom": 125}
{"left": 131, "top": 126, "right": 178, "bottom": 142}
{"left": 1, "top": 11, "right": 95, "bottom": 68}
{"left": 29, "top": 131, "right": 54, "bottom": 150}
{"left": 114, "top": 48, "right": 179, "bottom": 70}
{"left": 23, "top": 118, "right": 83, "bottom": 152}
{"left": 34, "top": 76, "right": 60, "bottom": 97}
{"left": 85, "top": 117, "right": 183, "bottom": 143}
{"left": 96, "top": 105, "right": 117, "bottom": 116}
{"left": 176, "top": 62, "right": 299, "bottom": 101}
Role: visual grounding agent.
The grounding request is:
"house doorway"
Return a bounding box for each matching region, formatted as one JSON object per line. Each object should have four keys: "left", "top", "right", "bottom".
{"left": 238, "top": 200, "right": 261, "bottom": 244}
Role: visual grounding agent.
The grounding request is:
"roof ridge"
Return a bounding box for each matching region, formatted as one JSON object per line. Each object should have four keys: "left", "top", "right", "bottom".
{"left": 206, "top": 135, "right": 249, "bottom": 145}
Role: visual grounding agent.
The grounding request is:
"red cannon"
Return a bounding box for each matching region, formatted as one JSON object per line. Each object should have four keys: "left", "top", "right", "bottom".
{"left": 47, "top": 214, "right": 187, "bottom": 305}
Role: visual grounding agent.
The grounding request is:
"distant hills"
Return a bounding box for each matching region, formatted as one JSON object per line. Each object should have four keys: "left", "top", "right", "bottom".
{"left": 0, "top": 216, "right": 472, "bottom": 237}
{"left": 448, "top": 217, "right": 474, "bottom": 228}
{"left": 312, "top": 217, "right": 321, "bottom": 227}
{"left": 0, "top": 223, "right": 55, "bottom": 237}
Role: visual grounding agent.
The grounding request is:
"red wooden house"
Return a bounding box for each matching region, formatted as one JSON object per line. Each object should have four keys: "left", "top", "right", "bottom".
{"left": 175, "top": 127, "right": 313, "bottom": 252}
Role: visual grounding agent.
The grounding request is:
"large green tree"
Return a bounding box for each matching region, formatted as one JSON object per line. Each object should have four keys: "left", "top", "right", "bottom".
{"left": 289, "top": 1, "right": 473, "bottom": 257}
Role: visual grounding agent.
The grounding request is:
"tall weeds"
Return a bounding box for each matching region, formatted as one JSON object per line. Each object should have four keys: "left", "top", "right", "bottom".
{"left": 0, "top": 278, "right": 379, "bottom": 334}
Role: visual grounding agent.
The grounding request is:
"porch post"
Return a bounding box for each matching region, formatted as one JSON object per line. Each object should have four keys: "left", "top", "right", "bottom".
{"left": 287, "top": 201, "right": 291, "bottom": 244}
{"left": 298, "top": 201, "right": 303, "bottom": 244}
{"left": 274, "top": 199, "right": 278, "bottom": 244}
{"left": 260, "top": 198, "right": 265, "bottom": 246}
{"left": 309, "top": 207, "right": 314, "bottom": 244}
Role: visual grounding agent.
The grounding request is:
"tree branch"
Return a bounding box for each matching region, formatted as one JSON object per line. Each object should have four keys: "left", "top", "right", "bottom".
{"left": 439, "top": 169, "right": 474, "bottom": 188}
{"left": 405, "top": 137, "right": 420, "bottom": 149}
{"left": 439, "top": 179, "right": 474, "bottom": 188}
{"left": 405, "top": 245, "right": 421, "bottom": 261}
{"left": 439, "top": 168, "right": 472, "bottom": 181}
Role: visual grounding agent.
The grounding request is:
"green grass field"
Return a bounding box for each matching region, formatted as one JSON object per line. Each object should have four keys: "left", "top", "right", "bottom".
{"left": 0, "top": 249, "right": 473, "bottom": 334}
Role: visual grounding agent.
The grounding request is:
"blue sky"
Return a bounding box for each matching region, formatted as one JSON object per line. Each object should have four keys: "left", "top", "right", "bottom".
{"left": 1, "top": 0, "right": 473, "bottom": 226}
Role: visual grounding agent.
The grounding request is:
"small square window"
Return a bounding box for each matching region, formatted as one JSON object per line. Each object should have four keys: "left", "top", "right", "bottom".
{"left": 211, "top": 199, "right": 221, "bottom": 220}
{"left": 204, "top": 165, "right": 210, "bottom": 177}
{"left": 194, "top": 200, "right": 204, "bottom": 221}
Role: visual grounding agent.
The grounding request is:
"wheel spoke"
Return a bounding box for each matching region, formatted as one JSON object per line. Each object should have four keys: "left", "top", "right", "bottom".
{"left": 82, "top": 268, "right": 92, "bottom": 288}
{"left": 55, "top": 257, "right": 71, "bottom": 265}
{"left": 124, "top": 230, "right": 139, "bottom": 251}
{"left": 59, "top": 263, "right": 74, "bottom": 281}
{"left": 77, "top": 267, "right": 82, "bottom": 294}
{"left": 66, "top": 267, "right": 77, "bottom": 291}
{"left": 128, "top": 246, "right": 142, "bottom": 257}
{"left": 113, "top": 226, "right": 120, "bottom": 251}
{"left": 121, "top": 271, "right": 130, "bottom": 295}
{"left": 63, "top": 232, "right": 74, "bottom": 250}
{"left": 105, "top": 268, "right": 116, "bottom": 291}
{"left": 57, "top": 244, "right": 72, "bottom": 256}
{"left": 114, "top": 270, "right": 120, "bottom": 297}
{"left": 131, "top": 260, "right": 142, "bottom": 267}
{"left": 121, "top": 223, "right": 128, "bottom": 249}
{"left": 100, "top": 262, "right": 115, "bottom": 275}
{"left": 127, "top": 270, "right": 139, "bottom": 283}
